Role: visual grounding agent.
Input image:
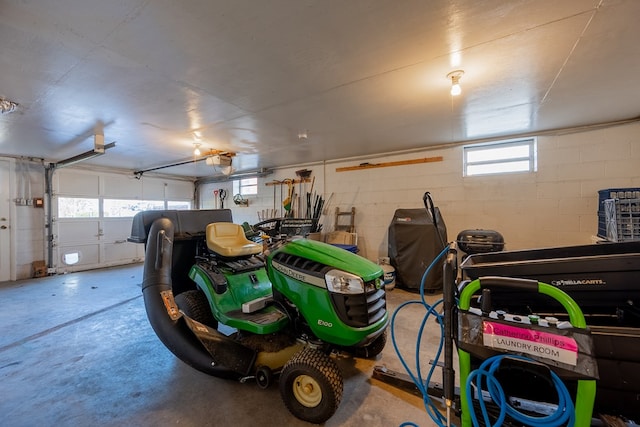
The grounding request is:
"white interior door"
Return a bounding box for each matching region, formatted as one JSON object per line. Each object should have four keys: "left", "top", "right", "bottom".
{"left": 0, "top": 159, "right": 12, "bottom": 281}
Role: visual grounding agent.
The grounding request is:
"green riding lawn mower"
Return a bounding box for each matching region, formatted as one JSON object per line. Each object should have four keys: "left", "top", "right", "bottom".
{"left": 129, "top": 209, "right": 388, "bottom": 424}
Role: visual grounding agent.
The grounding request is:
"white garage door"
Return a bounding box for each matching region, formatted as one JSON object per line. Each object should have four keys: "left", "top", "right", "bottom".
{"left": 52, "top": 169, "right": 193, "bottom": 273}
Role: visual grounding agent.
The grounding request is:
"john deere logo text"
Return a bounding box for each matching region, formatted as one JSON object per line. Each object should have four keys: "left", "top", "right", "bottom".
{"left": 272, "top": 261, "right": 307, "bottom": 282}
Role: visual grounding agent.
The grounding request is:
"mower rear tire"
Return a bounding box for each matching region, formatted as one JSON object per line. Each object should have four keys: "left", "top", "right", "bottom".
{"left": 174, "top": 290, "right": 218, "bottom": 329}
{"left": 279, "top": 348, "right": 343, "bottom": 424}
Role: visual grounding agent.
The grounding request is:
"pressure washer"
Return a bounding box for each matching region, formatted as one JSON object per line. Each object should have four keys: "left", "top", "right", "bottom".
{"left": 376, "top": 191, "right": 604, "bottom": 427}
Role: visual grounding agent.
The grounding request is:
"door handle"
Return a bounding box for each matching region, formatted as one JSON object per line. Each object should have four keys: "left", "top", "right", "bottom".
{"left": 0, "top": 225, "right": 7, "bottom": 230}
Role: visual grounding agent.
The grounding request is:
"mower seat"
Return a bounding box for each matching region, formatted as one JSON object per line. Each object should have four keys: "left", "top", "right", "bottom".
{"left": 206, "top": 222, "right": 263, "bottom": 257}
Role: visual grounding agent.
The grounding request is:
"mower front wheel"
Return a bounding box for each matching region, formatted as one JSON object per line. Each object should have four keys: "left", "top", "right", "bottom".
{"left": 279, "top": 348, "right": 343, "bottom": 424}
{"left": 255, "top": 366, "right": 273, "bottom": 389}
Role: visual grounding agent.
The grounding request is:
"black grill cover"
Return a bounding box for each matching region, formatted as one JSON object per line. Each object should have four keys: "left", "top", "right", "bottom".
{"left": 388, "top": 208, "right": 447, "bottom": 292}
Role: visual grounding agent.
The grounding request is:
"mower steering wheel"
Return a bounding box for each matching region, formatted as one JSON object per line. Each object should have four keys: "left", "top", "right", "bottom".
{"left": 253, "top": 218, "right": 283, "bottom": 235}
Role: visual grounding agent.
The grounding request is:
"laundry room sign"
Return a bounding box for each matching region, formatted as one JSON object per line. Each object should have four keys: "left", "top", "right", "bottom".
{"left": 482, "top": 321, "right": 578, "bottom": 366}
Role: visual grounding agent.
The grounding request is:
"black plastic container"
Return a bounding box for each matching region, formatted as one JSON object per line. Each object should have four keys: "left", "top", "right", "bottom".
{"left": 460, "top": 241, "right": 640, "bottom": 314}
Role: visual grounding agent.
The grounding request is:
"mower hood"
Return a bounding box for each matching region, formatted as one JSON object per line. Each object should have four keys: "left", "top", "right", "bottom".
{"left": 270, "top": 238, "right": 382, "bottom": 281}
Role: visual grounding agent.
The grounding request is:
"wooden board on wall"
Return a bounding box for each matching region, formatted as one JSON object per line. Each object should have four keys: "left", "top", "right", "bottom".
{"left": 336, "top": 156, "right": 443, "bottom": 172}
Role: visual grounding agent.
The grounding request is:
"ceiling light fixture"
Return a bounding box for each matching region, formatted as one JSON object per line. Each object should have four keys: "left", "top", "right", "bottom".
{"left": 0, "top": 97, "right": 19, "bottom": 114}
{"left": 447, "top": 70, "right": 464, "bottom": 96}
{"left": 193, "top": 143, "right": 201, "bottom": 156}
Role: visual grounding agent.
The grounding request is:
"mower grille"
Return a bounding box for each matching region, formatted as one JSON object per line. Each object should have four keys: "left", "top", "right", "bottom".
{"left": 271, "top": 252, "right": 328, "bottom": 278}
{"left": 331, "top": 284, "right": 386, "bottom": 328}
{"left": 271, "top": 252, "right": 387, "bottom": 327}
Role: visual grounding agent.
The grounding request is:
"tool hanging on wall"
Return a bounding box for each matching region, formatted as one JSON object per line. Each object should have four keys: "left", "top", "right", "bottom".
{"left": 283, "top": 179, "right": 293, "bottom": 216}
{"left": 306, "top": 176, "right": 315, "bottom": 218}
{"left": 280, "top": 181, "right": 284, "bottom": 216}
{"left": 322, "top": 192, "right": 334, "bottom": 215}
{"left": 312, "top": 194, "right": 324, "bottom": 222}
{"left": 295, "top": 169, "right": 312, "bottom": 218}
{"left": 291, "top": 189, "right": 298, "bottom": 218}
{"left": 218, "top": 189, "right": 227, "bottom": 209}
{"left": 213, "top": 189, "right": 219, "bottom": 209}
{"left": 272, "top": 181, "right": 277, "bottom": 216}
{"left": 233, "top": 193, "right": 248, "bottom": 206}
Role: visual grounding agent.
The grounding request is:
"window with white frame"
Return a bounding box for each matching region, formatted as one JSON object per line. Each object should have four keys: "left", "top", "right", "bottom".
{"left": 233, "top": 177, "right": 258, "bottom": 196}
{"left": 463, "top": 138, "right": 537, "bottom": 176}
{"left": 167, "top": 200, "right": 192, "bottom": 210}
{"left": 58, "top": 197, "right": 100, "bottom": 218}
{"left": 103, "top": 199, "right": 165, "bottom": 217}
{"left": 60, "top": 198, "right": 191, "bottom": 219}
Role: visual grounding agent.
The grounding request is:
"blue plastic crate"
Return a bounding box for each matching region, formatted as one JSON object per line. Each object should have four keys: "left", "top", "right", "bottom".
{"left": 598, "top": 189, "right": 640, "bottom": 237}
{"left": 330, "top": 243, "right": 358, "bottom": 253}
{"left": 598, "top": 188, "right": 640, "bottom": 211}
{"left": 597, "top": 211, "right": 606, "bottom": 238}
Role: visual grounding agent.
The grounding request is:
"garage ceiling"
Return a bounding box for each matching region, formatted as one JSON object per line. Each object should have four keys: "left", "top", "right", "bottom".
{"left": 0, "top": 0, "right": 638, "bottom": 178}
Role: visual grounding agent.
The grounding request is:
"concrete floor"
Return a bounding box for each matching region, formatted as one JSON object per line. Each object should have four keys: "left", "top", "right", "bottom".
{"left": 0, "top": 264, "right": 450, "bottom": 427}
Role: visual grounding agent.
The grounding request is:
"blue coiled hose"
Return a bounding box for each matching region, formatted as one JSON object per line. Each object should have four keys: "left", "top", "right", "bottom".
{"left": 465, "top": 354, "right": 575, "bottom": 427}
{"left": 391, "top": 246, "right": 450, "bottom": 427}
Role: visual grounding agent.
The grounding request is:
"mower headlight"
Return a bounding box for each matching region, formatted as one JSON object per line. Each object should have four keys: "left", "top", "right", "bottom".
{"left": 325, "top": 270, "right": 365, "bottom": 295}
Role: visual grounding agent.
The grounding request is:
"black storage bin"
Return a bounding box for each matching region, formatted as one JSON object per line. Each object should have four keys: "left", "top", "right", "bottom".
{"left": 388, "top": 208, "right": 447, "bottom": 292}
{"left": 460, "top": 241, "right": 640, "bottom": 314}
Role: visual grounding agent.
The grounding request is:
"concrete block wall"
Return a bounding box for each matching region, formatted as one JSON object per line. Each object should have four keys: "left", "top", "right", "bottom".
{"left": 334, "top": 121, "right": 640, "bottom": 261}
{"left": 220, "top": 121, "right": 640, "bottom": 263}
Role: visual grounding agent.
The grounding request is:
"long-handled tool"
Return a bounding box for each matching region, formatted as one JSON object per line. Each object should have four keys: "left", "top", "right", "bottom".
{"left": 306, "top": 176, "right": 315, "bottom": 218}
{"left": 219, "top": 189, "right": 227, "bottom": 209}
{"left": 322, "top": 192, "right": 334, "bottom": 215}
{"left": 283, "top": 179, "right": 293, "bottom": 217}
{"left": 280, "top": 181, "right": 284, "bottom": 216}
{"left": 214, "top": 189, "right": 219, "bottom": 209}
{"left": 271, "top": 180, "right": 280, "bottom": 217}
